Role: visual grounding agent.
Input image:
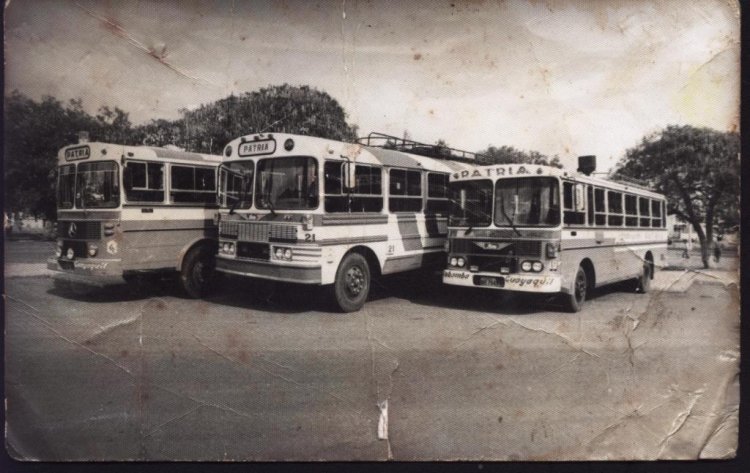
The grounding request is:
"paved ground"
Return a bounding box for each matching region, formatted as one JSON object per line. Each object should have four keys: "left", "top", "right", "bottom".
{"left": 3, "top": 240, "right": 740, "bottom": 460}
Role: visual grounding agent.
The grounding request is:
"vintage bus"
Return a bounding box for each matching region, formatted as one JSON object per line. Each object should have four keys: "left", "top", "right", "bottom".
{"left": 442, "top": 156, "right": 668, "bottom": 312}
{"left": 214, "top": 132, "right": 478, "bottom": 312}
{"left": 48, "top": 140, "right": 222, "bottom": 297}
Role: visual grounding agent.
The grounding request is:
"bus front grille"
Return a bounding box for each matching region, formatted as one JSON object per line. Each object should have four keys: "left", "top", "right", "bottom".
{"left": 238, "top": 222, "right": 269, "bottom": 242}
{"left": 269, "top": 225, "right": 297, "bottom": 242}
{"left": 451, "top": 239, "right": 542, "bottom": 257}
{"left": 219, "top": 221, "right": 239, "bottom": 238}
{"left": 468, "top": 255, "right": 518, "bottom": 273}
{"left": 236, "top": 242, "right": 270, "bottom": 260}
{"left": 57, "top": 221, "right": 102, "bottom": 240}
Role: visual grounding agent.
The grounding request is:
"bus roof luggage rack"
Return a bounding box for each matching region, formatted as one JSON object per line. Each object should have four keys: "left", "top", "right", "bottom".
{"left": 607, "top": 174, "right": 654, "bottom": 191}
{"left": 356, "top": 132, "right": 487, "bottom": 164}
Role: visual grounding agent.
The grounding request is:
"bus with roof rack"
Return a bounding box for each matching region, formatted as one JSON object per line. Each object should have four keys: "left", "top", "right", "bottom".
{"left": 215, "top": 132, "right": 478, "bottom": 312}
{"left": 442, "top": 155, "right": 668, "bottom": 312}
{"left": 48, "top": 138, "right": 222, "bottom": 297}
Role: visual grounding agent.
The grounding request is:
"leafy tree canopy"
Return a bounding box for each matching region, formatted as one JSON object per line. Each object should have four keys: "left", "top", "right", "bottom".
{"left": 4, "top": 85, "right": 358, "bottom": 218}
{"left": 477, "top": 144, "right": 562, "bottom": 168}
{"left": 613, "top": 124, "right": 739, "bottom": 268}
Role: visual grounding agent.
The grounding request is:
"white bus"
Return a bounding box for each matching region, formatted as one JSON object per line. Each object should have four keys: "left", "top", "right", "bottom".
{"left": 214, "top": 132, "right": 477, "bottom": 312}
{"left": 442, "top": 156, "right": 668, "bottom": 312}
{"left": 48, "top": 140, "right": 222, "bottom": 297}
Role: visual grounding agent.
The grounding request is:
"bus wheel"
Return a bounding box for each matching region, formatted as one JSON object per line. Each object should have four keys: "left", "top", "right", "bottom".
{"left": 180, "top": 246, "right": 216, "bottom": 299}
{"left": 634, "top": 260, "right": 652, "bottom": 294}
{"left": 562, "top": 265, "right": 587, "bottom": 313}
{"left": 333, "top": 253, "right": 370, "bottom": 312}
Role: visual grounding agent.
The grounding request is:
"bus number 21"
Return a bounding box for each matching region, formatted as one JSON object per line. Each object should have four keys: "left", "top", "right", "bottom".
{"left": 304, "top": 233, "right": 316, "bottom": 242}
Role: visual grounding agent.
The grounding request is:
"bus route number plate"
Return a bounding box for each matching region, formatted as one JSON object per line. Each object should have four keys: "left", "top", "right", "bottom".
{"left": 238, "top": 139, "right": 276, "bottom": 157}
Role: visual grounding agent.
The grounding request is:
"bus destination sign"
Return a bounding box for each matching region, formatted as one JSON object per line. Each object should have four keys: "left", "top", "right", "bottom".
{"left": 238, "top": 139, "right": 276, "bottom": 157}
{"left": 64, "top": 145, "right": 91, "bottom": 161}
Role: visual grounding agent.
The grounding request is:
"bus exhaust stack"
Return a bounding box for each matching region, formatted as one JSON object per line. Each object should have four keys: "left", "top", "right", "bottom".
{"left": 577, "top": 155, "right": 596, "bottom": 176}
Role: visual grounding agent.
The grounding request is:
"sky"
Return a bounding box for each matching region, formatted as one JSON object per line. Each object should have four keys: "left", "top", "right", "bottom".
{"left": 4, "top": 0, "right": 740, "bottom": 171}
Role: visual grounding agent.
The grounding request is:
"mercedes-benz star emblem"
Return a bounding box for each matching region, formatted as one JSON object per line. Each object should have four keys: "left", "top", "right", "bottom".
{"left": 68, "top": 222, "right": 77, "bottom": 238}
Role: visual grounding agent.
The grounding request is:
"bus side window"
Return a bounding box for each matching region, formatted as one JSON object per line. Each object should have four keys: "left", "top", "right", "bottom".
{"left": 425, "top": 173, "right": 449, "bottom": 215}
{"left": 651, "top": 199, "right": 662, "bottom": 228}
{"left": 563, "top": 181, "right": 584, "bottom": 225}
{"left": 351, "top": 164, "right": 383, "bottom": 212}
{"left": 324, "top": 161, "right": 347, "bottom": 212}
{"left": 594, "top": 188, "right": 606, "bottom": 226}
{"left": 124, "top": 161, "right": 164, "bottom": 203}
{"left": 586, "top": 186, "right": 594, "bottom": 226}
{"left": 661, "top": 201, "right": 666, "bottom": 228}
{"left": 389, "top": 169, "right": 422, "bottom": 212}
{"left": 639, "top": 197, "right": 651, "bottom": 227}
{"left": 607, "top": 191, "right": 623, "bottom": 226}
{"left": 171, "top": 165, "right": 216, "bottom": 204}
{"left": 624, "top": 194, "right": 638, "bottom": 227}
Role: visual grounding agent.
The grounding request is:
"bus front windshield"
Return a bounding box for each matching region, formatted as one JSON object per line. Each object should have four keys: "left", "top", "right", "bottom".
{"left": 448, "top": 179, "right": 493, "bottom": 227}
{"left": 218, "top": 161, "right": 254, "bottom": 209}
{"left": 256, "top": 157, "right": 318, "bottom": 210}
{"left": 57, "top": 165, "right": 76, "bottom": 209}
{"left": 494, "top": 177, "right": 560, "bottom": 227}
{"left": 75, "top": 161, "right": 120, "bottom": 209}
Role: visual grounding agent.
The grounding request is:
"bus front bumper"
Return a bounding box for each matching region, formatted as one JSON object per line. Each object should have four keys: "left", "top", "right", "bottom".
{"left": 216, "top": 257, "right": 322, "bottom": 285}
{"left": 443, "top": 269, "right": 562, "bottom": 293}
{"left": 47, "top": 257, "right": 126, "bottom": 285}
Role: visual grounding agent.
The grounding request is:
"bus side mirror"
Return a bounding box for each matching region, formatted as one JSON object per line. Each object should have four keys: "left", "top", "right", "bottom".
{"left": 575, "top": 184, "right": 586, "bottom": 212}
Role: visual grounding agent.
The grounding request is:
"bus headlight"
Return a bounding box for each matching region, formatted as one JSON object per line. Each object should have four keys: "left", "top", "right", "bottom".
{"left": 104, "top": 222, "right": 115, "bottom": 237}
{"left": 521, "top": 261, "right": 532, "bottom": 272}
{"left": 66, "top": 248, "right": 75, "bottom": 260}
{"left": 450, "top": 257, "right": 458, "bottom": 267}
{"left": 220, "top": 242, "right": 235, "bottom": 255}
{"left": 532, "top": 261, "right": 543, "bottom": 272}
{"left": 274, "top": 247, "right": 293, "bottom": 261}
{"left": 457, "top": 257, "right": 466, "bottom": 267}
{"left": 55, "top": 241, "right": 63, "bottom": 257}
{"left": 87, "top": 243, "right": 98, "bottom": 257}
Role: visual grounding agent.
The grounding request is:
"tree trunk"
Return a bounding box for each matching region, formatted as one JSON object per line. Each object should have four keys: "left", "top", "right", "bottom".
{"left": 691, "top": 220, "right": 709, "bottom": 269}
{"left": 703, "top": 197, "right": 718, "bottom": 269}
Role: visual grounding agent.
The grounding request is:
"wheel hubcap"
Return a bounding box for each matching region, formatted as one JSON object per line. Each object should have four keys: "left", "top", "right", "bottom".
{"left": 345, "top": 266, "right": 365, "bottom": 296}
{"left": 575, "top": 272, "right": 586, "bottom": 302}
{"left": 193, "top": 261, "right": 205, "bottom": 285}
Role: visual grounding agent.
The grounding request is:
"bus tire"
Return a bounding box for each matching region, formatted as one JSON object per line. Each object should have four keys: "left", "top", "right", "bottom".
{"left": 562, "top": 265, "right": 587, "bottom": 313}
{"left": 333, "top": 252, "right": 370, "bottom": 312}
{"left": 634, "top": 260, "right": 652, "bottom": 294}
{"left": 179, "top": 245, "right": 216, "bottom": 299}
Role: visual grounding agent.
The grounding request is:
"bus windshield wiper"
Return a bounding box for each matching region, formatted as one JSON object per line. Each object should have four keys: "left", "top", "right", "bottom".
{"left": 499, "top": 193, "right": 522, "bottom": 237}
{"left": 228, "top": 195, "right": 241, "bottom": 215}
{"left": 265, "top": 196, "right": 277, "bottom": 217}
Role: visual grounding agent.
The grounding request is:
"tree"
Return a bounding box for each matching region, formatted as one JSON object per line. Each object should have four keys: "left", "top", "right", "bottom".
{"left": 477, "top": 144, "right": 563, "bottom": 168}
{"left": 174, "top": 84, "right": 359, "bottom": 153}
{"left": 614, "top": 125, "right": 739, "bottom": 268}
{"left": 4, "top": 92, "right": 99, "bottom": 218}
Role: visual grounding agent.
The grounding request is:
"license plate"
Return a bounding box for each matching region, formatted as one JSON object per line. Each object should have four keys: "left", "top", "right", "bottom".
{"left": 478, "top": 276, "right": 504, "bottom": 288}
{"left": 59, "top": 260, "right": 74, "bottom": 270}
